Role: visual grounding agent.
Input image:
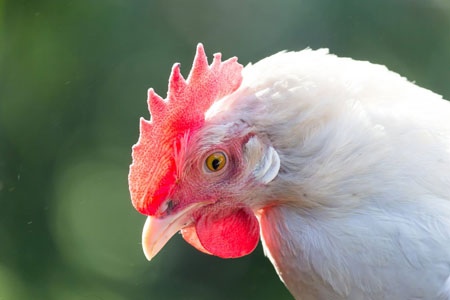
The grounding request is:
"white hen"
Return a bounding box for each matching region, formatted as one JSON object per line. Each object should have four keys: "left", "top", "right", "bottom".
{"left": 130, "top": 46, "right": 450, "bottom": 300}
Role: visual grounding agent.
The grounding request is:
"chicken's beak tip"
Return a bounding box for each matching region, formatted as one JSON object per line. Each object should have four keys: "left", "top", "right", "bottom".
{"left": 142, "top": 242, "right": 154, "bottom": 261}
{"left": 143, "top": 251, "right": 154, "bottom": 261}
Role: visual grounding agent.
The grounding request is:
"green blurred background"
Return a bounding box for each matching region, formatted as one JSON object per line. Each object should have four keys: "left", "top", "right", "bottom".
{"left": 1, "top": 0, "right": 449, "bottom": 299}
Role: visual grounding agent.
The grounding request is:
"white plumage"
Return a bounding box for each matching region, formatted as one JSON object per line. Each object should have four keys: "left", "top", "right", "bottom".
{"left": 206, "top": 49, "right": 450, "bottom": 299}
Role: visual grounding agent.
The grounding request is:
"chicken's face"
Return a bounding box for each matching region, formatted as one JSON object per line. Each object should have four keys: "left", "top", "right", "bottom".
{"left": 129, "top": 44, "right": 280, "bottom": 261}
{"left": 151, "top": 124, "right": 267, "bottom": 259}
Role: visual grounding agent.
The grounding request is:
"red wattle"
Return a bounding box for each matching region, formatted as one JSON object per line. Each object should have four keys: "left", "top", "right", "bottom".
{"left": 189, "top": 207, "right": 260, "bottom": 258}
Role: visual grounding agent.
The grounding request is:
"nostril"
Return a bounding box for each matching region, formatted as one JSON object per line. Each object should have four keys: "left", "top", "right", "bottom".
{"left": 160, "top": 199, "right": 174, "bottom": 215}
{"left": 167, "top": 200, "right": 174, "bottom": 213}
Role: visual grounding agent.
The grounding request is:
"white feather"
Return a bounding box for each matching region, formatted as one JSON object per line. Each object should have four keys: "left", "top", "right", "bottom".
{"left": 439, "top": 276, "right": 450, "bottom": 300}
{"left": 208, "top": 49, "right": 450, "bottom": 299}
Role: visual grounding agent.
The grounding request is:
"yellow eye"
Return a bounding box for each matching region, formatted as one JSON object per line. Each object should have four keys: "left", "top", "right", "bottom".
{"left": 205, "top": 152, "right": 226, "bottom": 172}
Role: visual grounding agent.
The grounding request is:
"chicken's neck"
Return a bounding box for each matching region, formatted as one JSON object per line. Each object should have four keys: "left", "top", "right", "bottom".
{"left": 258, "top": 205, "right": 337, "bottom": 299}
{"left": 258, "top": 204, "right": 385, "bottom": 299}
{"left": 258, "top": 200, "right": 450, "bottom": 300}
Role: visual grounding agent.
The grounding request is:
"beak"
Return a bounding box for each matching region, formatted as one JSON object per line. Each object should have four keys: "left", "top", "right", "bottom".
{"left": 142, "top": 202, "right": 205, "bottom": 261}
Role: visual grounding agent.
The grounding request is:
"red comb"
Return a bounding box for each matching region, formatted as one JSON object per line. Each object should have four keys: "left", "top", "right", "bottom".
{"left": 129, "top": 44, "right": 243, "bottom": 215}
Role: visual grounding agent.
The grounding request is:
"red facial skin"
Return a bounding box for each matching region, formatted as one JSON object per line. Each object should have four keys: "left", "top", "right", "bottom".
{"left": 157, "top": 131, "right": 260, "bottom": 258}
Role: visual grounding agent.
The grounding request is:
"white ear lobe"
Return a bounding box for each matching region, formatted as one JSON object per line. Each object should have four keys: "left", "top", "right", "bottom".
{"left": 254, "top": 146, "right": 280, "bottom": 184}
{"left": 243, "top": 136, "right": 280, "bottom": 184}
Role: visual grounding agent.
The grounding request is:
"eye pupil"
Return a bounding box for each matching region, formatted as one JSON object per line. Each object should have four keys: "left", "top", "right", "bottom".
{"left": 212, "top": 159, "right": 220, "bottom": 170}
